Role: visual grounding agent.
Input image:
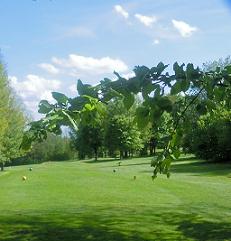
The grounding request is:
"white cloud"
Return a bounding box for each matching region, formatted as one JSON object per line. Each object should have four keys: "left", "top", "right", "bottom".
{"left": 153, "top": 39, "right": 160, "bottom": 45}
{"left": 38, "top": 63, "right": 60, "bottom": 74}
{"left": 172, "top": 19, "right": 198, "bottom": 37}
{"left": 52, "top": 54, "right": 128, "bottom": 75}
{"left": 69, "top": 84, "right": 77, "bottom": 94}
{"left": 9, "top": 75, "right": 61, "bottom": 118}
{"left": 23, "top": 100, "right": 39, "bottom": 113}
{"left": 114, "top": 5, "right": 129, "bottom": 19}
{"left": 135, "top": 14, "right": 157, "bottom": 27}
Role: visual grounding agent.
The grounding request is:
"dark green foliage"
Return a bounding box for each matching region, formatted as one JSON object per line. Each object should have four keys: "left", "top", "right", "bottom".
{"left": 181, "top": 57, "right": 231, "bottom": 163}
{"left": 52, "top": 92, "right": 68, "bottom": 105}
{"left": 187, "top": 107, "right": 231, "bottom": 162}
{"left": 38, "top": 100, "right": 53, "bottom": 114}
{"left": 70, "top": 124, "right": 104, "bottom": 161}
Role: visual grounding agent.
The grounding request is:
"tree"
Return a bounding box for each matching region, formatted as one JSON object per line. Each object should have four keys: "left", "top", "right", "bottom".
{"left": 104, "top": 98, "right": 143, "bottom": 159}
{"left": 70, "top": 123, "right": 104, "bottom": 161}
{"left": 0, "top": 61, "right": 26, "bottom": 171}
{"left": 182, "top": 57, "right": 231, "bottom": 161}
{"left": 190, "top": 106, "right": 231, "bottom": 161}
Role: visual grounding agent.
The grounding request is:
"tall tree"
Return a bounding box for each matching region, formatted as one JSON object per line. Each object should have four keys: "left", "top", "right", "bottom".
{"left": 105, "top": 99, "right": 143, "bottom": 159}
{"left": 70, "top": 123, "right": 104, "bottom": 161}
{"left": 0, "top": 61, "right": 26, "bottom": 171}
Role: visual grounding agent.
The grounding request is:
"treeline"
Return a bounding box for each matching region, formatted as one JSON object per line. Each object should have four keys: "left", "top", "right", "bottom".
{"left": 70, "top": 94, "right": 230, "bottom": 162}
{"left": 9, "top": 134, "right": 75, "bottom": 166}
{"left": 69, "top": 98, "right": 161, "bottom": 160}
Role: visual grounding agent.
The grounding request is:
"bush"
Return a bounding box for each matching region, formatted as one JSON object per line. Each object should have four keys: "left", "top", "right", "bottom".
{"left": 189, "top": 107, "right": 231, "bottom": 162}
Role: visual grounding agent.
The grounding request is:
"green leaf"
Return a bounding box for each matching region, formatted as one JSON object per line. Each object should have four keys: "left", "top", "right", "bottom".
{"left": 133, "top": 65, "right": 150, "bottom": 79}
{"left": 142, "top": 83, "right": 154, "bottom": 99}
{"left": 68, "top": 96, "right": 88, "bottom": 111}
{"left": 156, "top": 62, "right": 168, "bottom": 75}
{"left": 186, "top": 63, "right": 200, "bottom": 81}
{"left": 61, "top": 110, "right": 78, "bottom": 131}
{"left": 38, "top": 100, "right": 53, "bottom": 114}
{"left": 214, "top": 87, "right": 224, "bottom": 101}
{"left": 84, "top": 103, "right": 95, "bottom": 111}
{"left": 225, "top": 65, "right": 231, "bottom": 74}
{"left": 154, "top": 85, "right": 161, "bottom": 97}
{"left": 77, "top": 79, "right": 97, "bottom": 97}
{"left": 103, "top": 88, "right": 122, "bottom": 102}
{"left": 111, "top": 73, "right": 127, "bottom": 95}
{"left": 20, "top": 134, "right": 32, "bottom": 150}
{"left": 173, "top": 62, "right": 185, "bottom": 80}
{"left": 135, "top": 106, "right": 150, "bottom": 129}
{"left": 171, "top": 81, "right": 182, "bottom": 95}
{"left": 123, "top": 92, "right": 135, "bottom": 109}
{"left": 127, "top": 77, "right": 140, "bottom": 94}
{"left": 77, "top": 79, "right": 85, "bottom": 95}
{"left": 181, "top": 79, "right": 190, "bottom": 92}
{"left": 157, "top": 96, "right": 173, "bottom": 113}
{"left": 52, "top": 92, "right": 68, "bottom": 105}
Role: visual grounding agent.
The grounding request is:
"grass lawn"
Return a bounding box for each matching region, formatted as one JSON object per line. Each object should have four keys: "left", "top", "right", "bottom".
{"left": 0, "top": 156, "right": 231, "bottom": 241}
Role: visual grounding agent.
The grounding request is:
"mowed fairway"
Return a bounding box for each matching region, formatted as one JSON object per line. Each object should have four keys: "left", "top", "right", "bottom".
{"left": 0, "top": 157, "right": 231, "bottom": 241}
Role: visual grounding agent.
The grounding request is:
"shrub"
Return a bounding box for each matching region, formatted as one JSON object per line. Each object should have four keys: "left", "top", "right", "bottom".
{"left": 190, "top": 107, "right": 231, "bottom": 162}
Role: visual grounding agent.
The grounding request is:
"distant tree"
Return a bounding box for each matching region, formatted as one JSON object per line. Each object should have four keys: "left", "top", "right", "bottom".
{"left": 29, "top": 133, "right": 74, "bottom": 162}
{"left": 202, "top": 56, "right": 231, "bottom": 72}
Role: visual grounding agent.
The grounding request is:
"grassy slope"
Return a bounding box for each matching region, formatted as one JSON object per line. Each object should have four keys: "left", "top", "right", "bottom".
{"left": 0, "top": 157, "right": 231, "bottom": 241}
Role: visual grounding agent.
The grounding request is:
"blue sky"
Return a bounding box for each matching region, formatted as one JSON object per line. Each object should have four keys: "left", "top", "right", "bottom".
{"left": 0, "top": 0, "right": 231, "bottom": 118}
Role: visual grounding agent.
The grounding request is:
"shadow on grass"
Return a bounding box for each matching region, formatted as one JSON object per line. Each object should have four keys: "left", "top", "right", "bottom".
{"left": 170, "top": 161, "right": 231, "bottom": 176}
{"left": 85, "top": 158, "right": 119, "bottom": 164}
{"left": 0, "top": 207, "right": 231, "bottom": 241}
{"left": 140, "top": 158, "right": 231, "bottom": 176}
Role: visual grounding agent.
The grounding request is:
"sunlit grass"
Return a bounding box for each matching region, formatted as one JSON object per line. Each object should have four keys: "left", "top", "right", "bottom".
{"left": 0, "top": 156, "right": 231, "bottom": 240}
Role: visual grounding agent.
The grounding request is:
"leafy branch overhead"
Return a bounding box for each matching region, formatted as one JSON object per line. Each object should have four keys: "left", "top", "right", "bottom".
{"left": 21, "top": 62, "right": 231, "bottom": 178}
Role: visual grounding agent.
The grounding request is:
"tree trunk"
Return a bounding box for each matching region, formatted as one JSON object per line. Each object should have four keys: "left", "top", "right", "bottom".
{"left": 0, "top": 162, "right": 4, "bottom": 172}
{"left": 94, "top": 148, "right": 98, "bottom": 161}
{"left": 153, "top": 145, "right": 156, "bottom": 155}
{"left": 120, "top": 151, "right": 123, "bottom": 160}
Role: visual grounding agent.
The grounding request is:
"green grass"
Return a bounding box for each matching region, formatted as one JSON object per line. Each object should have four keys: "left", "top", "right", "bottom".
{"left": 0, "top": 156, "right": 231, "bottom": 241}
